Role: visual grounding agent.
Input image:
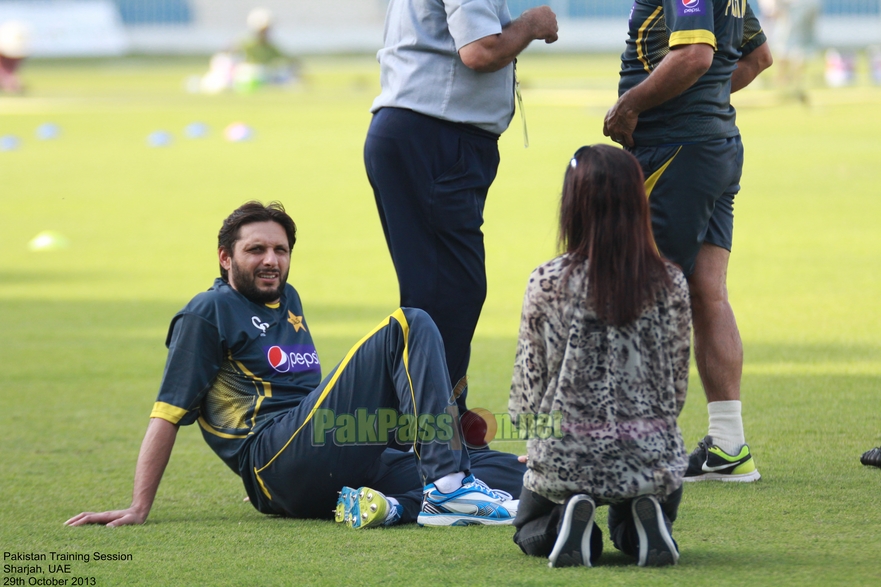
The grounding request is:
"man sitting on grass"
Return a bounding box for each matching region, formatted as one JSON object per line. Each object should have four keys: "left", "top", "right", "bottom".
{"left": 66, "top": 201, "right": 523, "bottom": 529}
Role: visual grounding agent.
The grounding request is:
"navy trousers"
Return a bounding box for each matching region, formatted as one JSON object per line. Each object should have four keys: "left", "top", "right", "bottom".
{"left": 364, "top": 108, "right": 501, "bottom": 411}
{"left": 244, "top": 308, "right": 524, "bottom": 522}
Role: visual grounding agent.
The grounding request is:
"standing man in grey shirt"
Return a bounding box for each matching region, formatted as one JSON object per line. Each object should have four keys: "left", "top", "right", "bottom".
{"left": 364, "top": 1, "right": 558, "bottom": 416}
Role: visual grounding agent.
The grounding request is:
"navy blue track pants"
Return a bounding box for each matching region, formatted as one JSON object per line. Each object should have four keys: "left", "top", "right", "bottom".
{"left": 364, "top": 108, "right": 501, "bottom": 411}
{"left": 244, "top": 308, "right": 524, "bottom": 522}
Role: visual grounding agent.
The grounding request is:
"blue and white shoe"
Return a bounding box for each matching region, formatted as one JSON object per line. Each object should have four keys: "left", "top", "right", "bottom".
{"left": 335, "top": 486, "right": 401, "bottom": 529}
{"left": 417, "top": 474, "right": 518, "bottom": 526}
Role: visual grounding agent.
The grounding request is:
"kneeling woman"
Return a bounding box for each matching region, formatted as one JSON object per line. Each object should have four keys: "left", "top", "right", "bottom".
{"left": 509, "top": 145, "right": 691, "bottom": 568}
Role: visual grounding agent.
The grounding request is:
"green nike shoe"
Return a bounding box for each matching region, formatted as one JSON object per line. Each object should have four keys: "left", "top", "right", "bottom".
{"left": 683, "top": 436, "right": 761, "bottom": 482}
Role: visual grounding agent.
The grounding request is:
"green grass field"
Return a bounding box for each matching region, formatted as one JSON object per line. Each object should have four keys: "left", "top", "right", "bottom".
{"left": 1, "top": 53, "right": 880, "bottom": 586}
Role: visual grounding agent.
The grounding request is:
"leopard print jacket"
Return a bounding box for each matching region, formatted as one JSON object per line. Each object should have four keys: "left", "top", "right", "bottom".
{"left": 508, "top": 255, "right": 691, "bottom": 504}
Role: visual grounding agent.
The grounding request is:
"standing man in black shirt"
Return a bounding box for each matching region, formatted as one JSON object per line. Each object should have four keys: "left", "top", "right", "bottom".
{"left": 604, "top": 0, "right": 772, "bottom": 482}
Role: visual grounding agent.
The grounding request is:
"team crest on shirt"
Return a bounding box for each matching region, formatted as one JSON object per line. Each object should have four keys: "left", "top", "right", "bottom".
{"left": 266, "top": 345, "right": 320, "bottom": 373}
{"left": 679, "top": 0, "right": 704, "bottom": 15}
{"left": 287, "top": 311, "right": 306, "bottom": 332}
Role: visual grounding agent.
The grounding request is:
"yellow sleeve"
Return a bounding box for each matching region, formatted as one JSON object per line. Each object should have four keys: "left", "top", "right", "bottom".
{"left": 150, "top": 401, "right": 189, "bottom": 424}
{"left": 670, "top": 29, "right": 717, "bottom": 50}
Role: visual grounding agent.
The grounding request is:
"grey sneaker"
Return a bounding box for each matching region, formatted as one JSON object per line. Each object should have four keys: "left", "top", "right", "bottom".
{"left": 548, "top": 494, "right": 596, "bottom": 568}
{"left": 632, "top": 495, "right": 679, "bottom": 567}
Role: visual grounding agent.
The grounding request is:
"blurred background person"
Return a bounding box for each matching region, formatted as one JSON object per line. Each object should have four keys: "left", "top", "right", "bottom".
{"left": 235, "top": 7, "right": 300, "bottom": 90}
{"left": 197, "top": 7, "right": 300, "bottom": 94}
{"left": 760, "top": 0, "right": 821, "bottom": 100}
{"left": 0, "top": 20, "right": 30, "bottom": 94}
{"left": 240, "top": 8, "right": 284, "bottom": 67}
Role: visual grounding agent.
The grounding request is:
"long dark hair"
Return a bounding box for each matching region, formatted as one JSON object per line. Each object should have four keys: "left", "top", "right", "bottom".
{"left": 217, "top": 201, "right": 297, "bottom": 280}
{"left": 559, "top": 145, "right": 671, "bottom": 326}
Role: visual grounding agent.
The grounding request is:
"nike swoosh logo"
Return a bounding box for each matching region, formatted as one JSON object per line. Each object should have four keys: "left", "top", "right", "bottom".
{"left": 702, "top": 460, "right": 745, "bottom": 472}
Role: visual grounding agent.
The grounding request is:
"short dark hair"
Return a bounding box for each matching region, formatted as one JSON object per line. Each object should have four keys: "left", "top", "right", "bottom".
{"left": 559, "top": 145, "right": 671, "bottom": 326}
{"left": 217, "top": 201, "right": 297, "bottom": 280}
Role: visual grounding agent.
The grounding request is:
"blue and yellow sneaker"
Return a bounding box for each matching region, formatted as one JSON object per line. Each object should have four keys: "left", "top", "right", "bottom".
{"left": 417, "top": 474, "right": 518, "bottom": 526}
{"left": 334, "top": 486, "right": 358, "bottom": 525}
{"left": 683, "top": 436, "right": 761, "bottom": 482}
{"left": 335, "top": 486, "right": 401, "bottom": 529}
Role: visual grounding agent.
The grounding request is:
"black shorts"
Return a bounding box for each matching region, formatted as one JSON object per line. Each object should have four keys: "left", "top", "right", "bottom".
{"left": 631, "top": 136, "right": 744, "bottom": 277}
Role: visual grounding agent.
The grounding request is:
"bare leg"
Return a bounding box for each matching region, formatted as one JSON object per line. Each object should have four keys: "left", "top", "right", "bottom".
{"left": 687, "top": 243, "right": 742, "bottom": 403}
{"left": 683, "top": 244, "right": 759, "bottom": 480}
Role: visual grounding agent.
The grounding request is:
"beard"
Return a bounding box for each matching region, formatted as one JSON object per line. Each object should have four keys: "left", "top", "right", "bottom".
{"left": 229, "top": 259, "right": 288, "bottom": 305}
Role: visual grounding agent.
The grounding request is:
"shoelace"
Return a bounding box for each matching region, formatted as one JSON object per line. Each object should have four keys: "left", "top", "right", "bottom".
{"left": 469, "top": 478, "right": 512, "bottom": 501}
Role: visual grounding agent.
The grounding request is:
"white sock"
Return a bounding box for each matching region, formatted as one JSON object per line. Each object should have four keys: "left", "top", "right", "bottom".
{"left": 432, "top": 472, "right": 466, "bottom": 494}
{"left": 385, "top": 497, "right": 400, "bottom": 524}
{"left": 707, "top": 401, "right": 746, "bottom": 454}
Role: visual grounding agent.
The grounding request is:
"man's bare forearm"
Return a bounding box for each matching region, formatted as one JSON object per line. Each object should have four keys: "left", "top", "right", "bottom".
{"left": 458, "top": 6, "right": 558, "bottom": 72}
{"left": 604, "top": 43, "right": 713, "bottom": 147}
{"left": 731, "top": 42, "right": 773, "bottom": 93}
{"left": 622, "top": 44, "right": 713, "bottom": 114}
{"left": 129, "top": 418, "right": 178, "bottom": 518}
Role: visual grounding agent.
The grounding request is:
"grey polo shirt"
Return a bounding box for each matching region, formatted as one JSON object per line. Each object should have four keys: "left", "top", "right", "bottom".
{"left": 371, "top": 0, "right": 515, "bottom": 136}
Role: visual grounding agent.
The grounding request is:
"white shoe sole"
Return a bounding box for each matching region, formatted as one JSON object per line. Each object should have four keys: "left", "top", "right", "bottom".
{"left": 682, "top": 469, "right": 761, "bottom": 483}
{"left": 416, "top": 513, "right": 514, "bottom": 526}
